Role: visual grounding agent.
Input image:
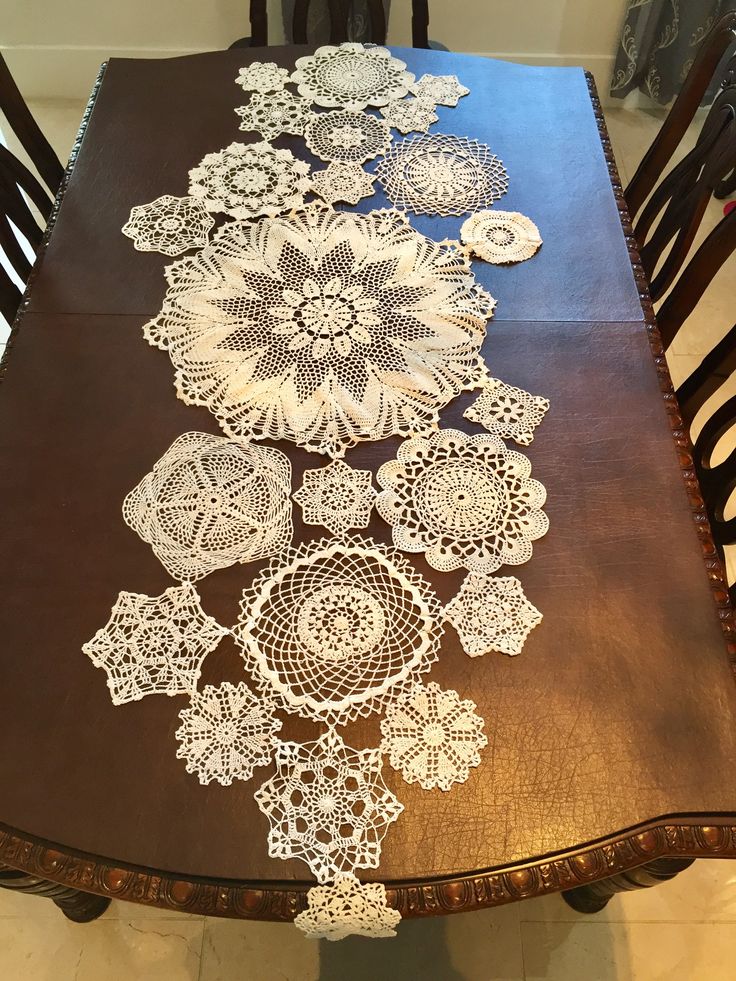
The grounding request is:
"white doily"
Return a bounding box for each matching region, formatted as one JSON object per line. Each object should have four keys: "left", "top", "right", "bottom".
{"left": 409, "top": 74, "right": 470, "bottom": 107}
{"left": 175, "top": 681, "right": 281, "bottom": 786}
{"left": 310, "top": 162, "right": 376, "bottom": 205}
{"left": 122, "top": 432, "right": 292, "bottom": 583}
{"left": 295, "top": 874, "right": 401, "bottom": 940}
{"left": 444, "top": 573, "right": 543, "bottom": 657}
{"left": 235, "top": 62, "right": 290, "bottom": 94}
{"left": 143, "top": 203, "right": 494, "bottom": 459}
{"left": 291, "top": 43, "right": 414, "bottom": 111}
{"left": 375, "top": 134, "right": 509, "bottom": 217}
{"left": 293, "top": 459, "right": 377, "bottom": 536}
{"left": 464, "top": 378, "right": 550, "bottom": 446}
{"left": 235, "top": 90, "right": 310, "bottom": 140}
{"left": 376, "top": 429, "right": 549, "bottom": 574}
{"left": 460, "top": 211, "right": 543, "bottom": 264}
{"left": 121, "top": 195, "right": 215, "bottom": 256}
{"left": 304, "top": 109, "right": 391, "bottom": 163}
{"left": 380, "top": 681, "right": 487, "bottom": 791}
{"left": 234, "top": 536, "right": 444, "bottom": 726}
{"left": 254, "top": 728, "right": 404, "bottom": 882}
{"left": 83, "top": 583, "right": 227, "bottom": 705}
{"left": 380, "top": 97, "right": 438, "bottom": 135}
{"left": 188, "top": 141, "right": 311, "bottom": 219}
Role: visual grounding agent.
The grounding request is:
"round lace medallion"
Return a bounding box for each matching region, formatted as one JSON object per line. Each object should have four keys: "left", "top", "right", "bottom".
{"left": 235, "top": 61, "right": 290, "bottom": 94}
{"left": 380, "top": 97, "right": 438, "bottom": 134}
{"left": 304, "top": 109, "right": 391, "bottom": 163}
{"left": 460, "top": 210, "right": 542, "bottom": 264}
{"left": 121, "top": 195, "right": 215, "bottom": 256}
{"left": 409, "top": 74, "right": 470, "bottom": 106}
{"left": 293, "top": 459, "right": 377, "bottom": 536}
{"left": 235, "top": 90, "right": 310, "bottom": 140}
{"left": 444, "top": 572, "right": 543, "bottom": 657}
{"left": 310, "top": 161, "right": 376, "bottom": 205}
{"left": 291, "top": 43, "right": 415, "bottom": 110}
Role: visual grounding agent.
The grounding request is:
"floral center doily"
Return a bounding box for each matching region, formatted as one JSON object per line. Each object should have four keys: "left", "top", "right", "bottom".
{"left": 235, "top": 61, "right": 290, "bottom": 93}
{"left": 293, "top": 459, "right": 377, "bottom": 536}
{"left": 295, "top": 874, "right": 401, "bottom": 940}
{"left": 304, "top": 109, "right": 392, "bottom": 163}
{"left": 460, "top": 210, "right": 543, "bottom": 264}
{"left": 444, "top": 573, "right": 543, "bottom": 656}
{"left": 409, "top": 73, "right": 470, "bottom": 106}
{"left": 380, "top": 97, "right": 438, "bottom": 134}
{"left": 122, "top": 195, "right": 215, "bottom": 256}
{"left": 235, "top": 90, "right": 310, "bottom": 140}
{"left": 464, "top": 378, "right": 550, "bottom": 445}
{"left": 310, "top": 161, "right": 377, "bottom": 205}
{"left": 291, "top": 43, "right": 415, "bottom": 110}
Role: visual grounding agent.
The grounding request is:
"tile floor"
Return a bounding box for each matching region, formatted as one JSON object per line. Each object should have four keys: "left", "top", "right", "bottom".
{"left": 0, "top": 100, "right": 734, "bottom": 980}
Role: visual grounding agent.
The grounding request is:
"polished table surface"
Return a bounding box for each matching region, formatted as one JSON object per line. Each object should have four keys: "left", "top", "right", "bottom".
{"left": 1, "top": 46, "right": 734, "bottom": 913}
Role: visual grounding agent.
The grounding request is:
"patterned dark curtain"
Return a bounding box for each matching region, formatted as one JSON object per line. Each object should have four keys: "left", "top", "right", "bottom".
{"left": 280, "top": 0, "right": 391, "bottom": 43}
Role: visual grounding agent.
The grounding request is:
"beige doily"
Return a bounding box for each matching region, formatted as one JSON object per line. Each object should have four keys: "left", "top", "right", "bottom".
{"left": 460, "top": 210, "right": 543, "bottom": 264}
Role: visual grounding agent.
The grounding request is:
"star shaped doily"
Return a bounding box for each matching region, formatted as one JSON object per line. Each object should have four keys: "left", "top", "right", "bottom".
{"left": 464, "top": 378, "right": 550, "bottom": 446}
{"left": 235, "top": 61, "right": 290, "bottom": 93}
{"left": 121, "top": 195, "right": 215, "bottom": 256}
{"left": 254, "top": 728, "right": 404, "bottom": 883}
{"left": 460, "top": 210, "right": 543, "bottom": 264}
{"left": 410, "top": 73, "right": 470, "bottom": 106}
{"left": 293, "top": 460, "right": 377, "bottom": 536}
{"left": 380, "top": 97, "right": 438, "bottom": 134}
{"left": 291, "top": 43, "right": 414, "bottom": 110}
{"left": 83, "top": 583, "right": 228, "bottom": 705}
{"left": 295, "top": 874, "right": 401, "bottom": 940}
{"left": 304, "top": 109, "right": 392, "bottom": 163}
{"left": 310, "top": 161, "right": 376, "bottom": 204}
{"left": 444, "top": 573, "right": 543, "bottom": 657}
{"left": 235, "top": 90, "right": 310, "bottom": 140}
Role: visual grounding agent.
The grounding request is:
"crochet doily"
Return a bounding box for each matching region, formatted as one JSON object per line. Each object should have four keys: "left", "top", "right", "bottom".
{"left": 410, "top": 74, "right": 470, "bottom": 106}
{"left": 188, "top": 141, "right": 311, "bottom": 219}
{"left": 375, "top": 134, "right": 509, "bottom": 217}
{"left": 234, "top": 536, "right": 444, "bottom": 726}
{"left": 291, "top": 43, "right": 414, "bottom": 111}
{"left": 295, "top": 874, "right": 401, "bottom": 940}
{"left": 254, "top": 728, "right": 404, "bottom": 882}
{"left": 121, "top": 195, "right": 214, "bottom": 256}
{"left": 376, "top": 429, "right": 549, "bottom": 574}
{"left": 235, "top": 61, "right": 290, "bottom": 94}
{"left": 122, "top": 432, "right": 292, "bottom": 583}
{"left": 235, "top": 90, "right": 310, "bottom": 140}
{"left": 293, "top": 459, "right": 377, "bottom": 537}
{"left": 460, "top": 210, "right": 543, "bottom": 264}
{"left": 380, "top": 682, "right": 487, "bottom": 791}
{"left": 464, "top": 378, "right": 550, "bottom": 446}
{"left": 444, "top": 573, "right": 543, "bottom": 657}
{"left": 143, "top": 203, "right": 494, "bottom": 459}
{"left": 175, "top": 681, "right": 281, "bottom": 786}
{"left": 310, "top": 161, "right": 376, "bottom": 205}
{"left": 380, "top": 97, "right": 438, "bottom": 135}
{"left": 83, "top": 583, "right": 227, "bottom": 705}
{"left": 304, "top": 109, "right": 391, "bottom": 163}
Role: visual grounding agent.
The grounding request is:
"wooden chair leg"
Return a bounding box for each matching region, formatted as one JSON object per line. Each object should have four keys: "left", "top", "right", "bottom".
{"left": 561, "top": 857, "right": 695, "bottom": 914}
{"left": 0, "top": 863, "right": 110, "bottom": 922}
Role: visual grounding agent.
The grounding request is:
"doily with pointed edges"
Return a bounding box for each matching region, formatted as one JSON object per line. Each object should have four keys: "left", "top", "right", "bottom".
{"left": 188, "top": 141, "right": 311, "bottom": 219}
{"left": 410, "top": 74, "right": 470, "bottom": 106}
{"left": 83, "top": 583, "right": 227, "bottom": 705}
{"left": 295, "top": 874, "right": 401, "bottom": 940}
{"left": 143, "top": 203, "right": 494, "bottom": 459}
{"left": 444, "top": 573, "right": 543, "bottom": 657}
{"left": 311, "top": 161, "right": 376, "bottom": 204}
{"left": 464, "top": 378, "right": 550, "bottom": 446}
{"left": 293, "top": 459, "right": 377, "bottom": 537}
{"left": 233, "top": 536, "right": 444, "bottom": 726}
{"left": 254, "top": 728, "right": 404, "bottom": 883}
{"left": 376, "top": 429, "right": 548, "bottom": 574}
{"left": 380, "top": 97, "right": 438, "bottom": 134}
{"left": 304, "top": 109, "right": 391, "bottom": 163}
{"left": 175, "top": 681, "right": 281, "bottom": 786}
{"left": 461, "top": 210, "right": 543, "bottom": 264}
{"left": 291, "top": 43, "right": 414, "bottom": 110}
{"left": 235, "top": 61, "right": 290, "bottom": 94}
{"left": 375, "top": 134, "right": 509, "bottom": 217}
{"left": 235, "top": 90, "right": 310, "bottom": 140}
{"left": 121, "top": 195, "right": 214, "bottom": 256}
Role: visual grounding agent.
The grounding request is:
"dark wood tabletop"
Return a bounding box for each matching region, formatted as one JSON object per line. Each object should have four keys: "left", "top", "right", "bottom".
{"left": 1, "top": 46, "right": 735, "bottom": 921}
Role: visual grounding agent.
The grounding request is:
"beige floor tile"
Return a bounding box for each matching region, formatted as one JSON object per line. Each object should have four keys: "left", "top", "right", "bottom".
{"left": 200, "top": 918, "right": 320, "bottom": 981}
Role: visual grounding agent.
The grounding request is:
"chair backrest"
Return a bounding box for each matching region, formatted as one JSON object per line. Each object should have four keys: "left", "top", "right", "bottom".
{"left": 246, "top": 0, "right": 430, "bottom": 48}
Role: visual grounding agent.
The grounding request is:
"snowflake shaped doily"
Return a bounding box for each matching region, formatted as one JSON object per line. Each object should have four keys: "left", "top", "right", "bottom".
{"left": 254, "top": 728, "right": 404, "bottom": 882}
{"left": 311, "top": 161, "right": 376, "bottom": 204}
{"left": 444, "top": 573, "right": 543, "bottom": 657}
{"left": 304, "top": 109, "right": 391, "bottom": 163}
{"left": 235, "top": 90, "right": 310, "bottom": 140}
{"left": 375, "top": 134, "right": 509, "bottom": 217}
{"left": 460, "top": 210, "right": 543, "bottom": 264}
{"left": 235, "top": 61, "right": 290, "bottom": 94}
{"left": 122, "top": 432, "right": 292, "bottom": 583}
{"left": 409, "top": 74, "right": 470, "bottom": 106}
{"left": 143, "top": 203, "right": 494, "bottom": 459}
{"left": 464, "top": 378, "right": 550, "bottom": 446}
{"left": 376, "top": 429, "right": 549, "bottom": 574}
{"left": 175, "top": 681, "right": 281, "bottom": 786}
{"left": 121, "top": 195, "right": 215, "bottom": 256}
{"left": 83, "top": 583, "right": 227, "bottom": 705}
{"left": 233, "top": 536, "right": 444, "bottom": 726}
{"left": 293, "top": 459, "right": 377, "bottom": 536}
{"left": 291, "top": 43, "right": 415, "bottom": 111}
{"left": 295, "top": 874, "right": 401, "bottom": 940}
{"left": 380, "top": 97, "right": 438, "bottom": 134}
{"left": 188, "top": 141, "right": 311, "bottom": 219}
{"left": 380, "top": 682, "right": 487, "bottom": 791}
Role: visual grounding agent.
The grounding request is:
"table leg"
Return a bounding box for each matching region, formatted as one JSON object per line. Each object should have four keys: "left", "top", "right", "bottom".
{"left": 561, "top": 857, "right": 695, "bottom": 913}
{"left": 0, "top": 863, "right": 110, "bottom": 922}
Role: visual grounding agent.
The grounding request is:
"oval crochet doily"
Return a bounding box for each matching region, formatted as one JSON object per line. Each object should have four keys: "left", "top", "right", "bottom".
{"left": 460, "top": 210, "right": 543, "bottom": 264}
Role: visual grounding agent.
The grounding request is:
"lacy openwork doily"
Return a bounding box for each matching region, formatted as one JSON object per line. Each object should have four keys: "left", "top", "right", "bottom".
{"left": 310, "top": 161, "right": 376, "bottom": 204}
{"left": 235, "top": 62, "right": 290, "bottom": 94}
{"left": 375, "top": 134, "right": 509, "bottom": 217}
{"left": 410, "top": 74, "right": 470, "bottom": 106}
{"left": 380, "top": 97, "right": 438, "bottom": 135}
{"left": 293, "top": 460, "right": 377, "bottom": 537}
{"left": 460, "top": 210, "right": 543, "bottom": 264}
{"left": 255, "top": 728, "right": 404, "bottom": 883}
{"left": 304, "top": 109, "right": 391, "bottom": 163}
{"left": 376, "top": 429, "right": 549, "bottom": 574}
{"left": 234, "top": 536, "right": 443, "bottom": 726}
{"left": 444, "top": 573, "right": 543, "bottom": 657}
{"left": 464, "top": 378, "right": 550, "bottom": 446}
{"left": 175, "top": 682, "right": 281, "bottom": 786}
{"left": 121, "top": 195, "right": 215, "bottom": 256}
{"left": 380, "top": 682, "right": 487, "bottom": 791}
{"left": 122, "top": 432, "right": 292, "bottom": 583}
{"left": 83, "top": 583, "right": 227, "bottom": 705}
{"left": 235, "top": 90, "right": 310, "bottom": 140}
{"left": 291, "top": 43, "right": 414, "bottom": 110}
{"left": 295, "top": 874, "right": 401, "bottom": 940}
{"left": 143, "top": 203, "right": 494, "bottom": 458}
{"left": 187, "top": 141, "right": 311, "bottom": 219}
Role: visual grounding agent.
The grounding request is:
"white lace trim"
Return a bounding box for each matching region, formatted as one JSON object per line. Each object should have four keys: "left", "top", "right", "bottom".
{"left": 295, "top": 874, "right": 401, "bottom": 940}
{"left": 235, "top": 90, "right": 310, "bottom": 140}
{"left": 291, "top": 43, "right": 415, "bottom": 110}
{"left": 444, "top": 573, "right": 543, "bottom": 657}
{"left": 121, "top": 195, "right": 214, "bottom": 256}
{"left": 304, "top": 109, "right": 391, "bottom": 163}
{"left": 235, "top": 62, "right": 290, "bottom": 94}
{"left": 293, "top": 459, "right": 377, "bottom": 537}
{"left": 409, "top": 74, "right": 470, "bottom": 106}
{"left": 310, "top": 161, "right": 376, "bottom": 204}
{"left": 464, "top": 378, "right": 550, "bottom": 446}
{"left": 380, "top": 97, "right": 438, "bottom": 134}
{"left": 461, "top": 210, "right": 543, "bottom": 264}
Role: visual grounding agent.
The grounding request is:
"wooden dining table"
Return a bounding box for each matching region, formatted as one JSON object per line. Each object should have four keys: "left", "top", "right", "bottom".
{"left": 1, "top": 45, "right": 735, "bottom": 925}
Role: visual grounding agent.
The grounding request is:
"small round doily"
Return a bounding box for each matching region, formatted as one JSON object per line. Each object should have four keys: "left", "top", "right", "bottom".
{"left": 460, "top": 210, "right": 542, "bottom": 264}
{"left": 304, "top": 109, "right": 392, "bottom": 163}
